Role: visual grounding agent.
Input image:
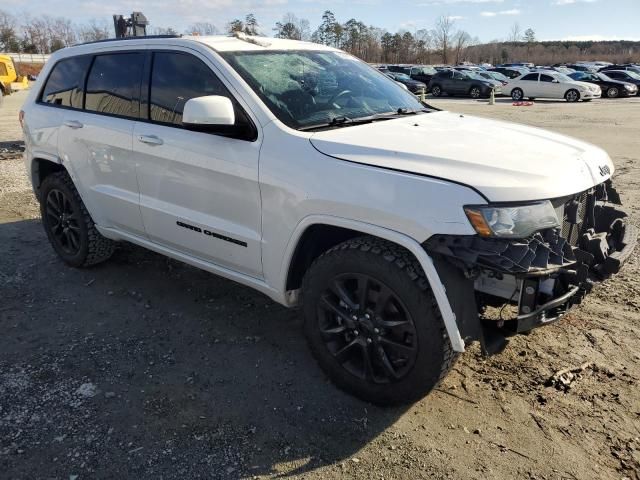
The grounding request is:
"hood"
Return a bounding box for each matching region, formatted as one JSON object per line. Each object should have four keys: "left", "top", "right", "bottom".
{"left": 309, "top": 111, "right": 614, "bottom": 203}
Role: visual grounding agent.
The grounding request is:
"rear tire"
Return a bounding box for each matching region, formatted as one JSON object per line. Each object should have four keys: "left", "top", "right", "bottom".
{"left": 511, "top": 88, "right": 524, "bottom": 101}
{"left": 565, "top": 89, "right": 580, "bottom": 102}
{"left": 302, "top": 236, "right": 458, "bottom": 406}
{"left": 39, "top": 171, "right": 116, "bottom": 267}
{"left": 469, "top": 86, "right": 481, "bottom": 99}
{"left": 430, "top": 85, "right": 442, "bottom": 97}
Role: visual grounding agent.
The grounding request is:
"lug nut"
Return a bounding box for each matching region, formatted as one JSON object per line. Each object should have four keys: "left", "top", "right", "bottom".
{"left": 354, "top": 330, "right": 359, "bottom": 336}
{"left": 374, "top": 328, "right": 379, "bottom": 334}
{"left": 367, "top": 338, "right": 372, "bottom": 344}
{"left": 365, "top": 313, "right": 370, "bottom": 319}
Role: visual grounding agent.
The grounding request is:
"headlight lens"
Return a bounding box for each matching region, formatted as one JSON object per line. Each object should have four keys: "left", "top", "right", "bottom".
{"left": 464, "top": 201, "right": 560, "bottom": 238}
{"left": 625, "top": 84, "right": 634, "bottom": 90}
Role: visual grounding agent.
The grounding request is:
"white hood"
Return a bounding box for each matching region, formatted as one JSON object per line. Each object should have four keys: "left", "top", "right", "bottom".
{"left": 309, "top": 111, "right": 614, "bottom": 202}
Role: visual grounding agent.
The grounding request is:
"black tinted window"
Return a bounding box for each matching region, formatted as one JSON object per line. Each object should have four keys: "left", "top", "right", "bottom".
{"left": 149, "top": 52, "right": 228, "bottom": 125}
{"left": 540, "top": 74, "right": 554, "bottom": 82}
{"left": 85, "top": 53, "right": 143, "bottom": 118}
{"left": 41, "top": 56, "right": 91, "bottom": 109}
{"left": 521, "top": 73, "right": 539, "bottom": 81}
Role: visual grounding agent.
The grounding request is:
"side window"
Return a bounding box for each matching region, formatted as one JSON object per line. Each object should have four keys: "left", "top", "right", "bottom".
{"left": 540, "top": 74, "right": 555, "bottom": 82}
{"left": 149, "top": 52, "right": 228, "bottom": 126}
{"left": 40, "top": 56, "right": 92, "bottom": 109}
{"left": 521, "top": 73, "right": 539, "bottom": 81}
{"left": 453, "top": 71, "right": 465, "bottom": 79}
{"left": 85, "top": 53, "right": 144, "bottom": 118}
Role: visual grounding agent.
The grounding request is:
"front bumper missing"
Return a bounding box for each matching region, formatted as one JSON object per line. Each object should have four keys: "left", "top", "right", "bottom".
{"left": 425, "top": 187, "right": 637, "bottom": 353}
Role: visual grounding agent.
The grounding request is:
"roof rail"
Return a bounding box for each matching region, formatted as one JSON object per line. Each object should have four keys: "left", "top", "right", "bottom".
{"left": 76, "top": 34, "right": 182, "bottom": 47}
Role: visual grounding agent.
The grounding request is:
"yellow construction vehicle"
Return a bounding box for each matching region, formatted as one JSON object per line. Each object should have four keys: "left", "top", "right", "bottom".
{"left": 0, "top": 54, "right": 29, "bottom": 98}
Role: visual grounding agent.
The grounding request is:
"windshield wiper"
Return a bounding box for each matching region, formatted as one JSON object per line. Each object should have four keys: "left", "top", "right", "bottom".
{"left": 299, "top": 108, "right": 429, "bottom": 132}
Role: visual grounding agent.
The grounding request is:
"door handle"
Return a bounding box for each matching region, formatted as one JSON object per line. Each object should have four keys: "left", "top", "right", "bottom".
{"left": 138, "top": 135, "right": 164, "bottom": 146}
{"left": 63, "top": 120, "right": 83, "bottom": 129}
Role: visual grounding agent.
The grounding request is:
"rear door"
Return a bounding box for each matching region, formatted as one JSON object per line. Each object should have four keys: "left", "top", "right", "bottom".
{"left": 132, "top": 49, "right": 263, "bottom": 277}
{"left": 56, "top": 51, "right": 146, "bottom": 236}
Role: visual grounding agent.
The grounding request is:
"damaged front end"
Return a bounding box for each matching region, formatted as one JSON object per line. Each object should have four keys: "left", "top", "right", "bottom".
{"left": 425, "top": 180, "right": 637, "bottom": 355}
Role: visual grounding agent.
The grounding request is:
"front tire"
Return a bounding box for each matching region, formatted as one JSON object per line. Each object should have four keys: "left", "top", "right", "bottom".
{"left": 302, "top": 237, "right": 458, "bottom": 406}
{"left": 606, "top": 87, "right": 619, "bottom": 98}
{"left": 39, "top": 171, "right": 116, "bottom": 267}
{"left": 511, "top": 88, "right": 524, "bottom": 101}
{"left": 565, "top": 89, "right": 580, "bottom": 102}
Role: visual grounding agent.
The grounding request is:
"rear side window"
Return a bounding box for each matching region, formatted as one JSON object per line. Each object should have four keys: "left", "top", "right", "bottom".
{"left": 540, "top": 74, "right": 555, "bottom": 82}
{"left": 40, "top": 56, "right": 92, "bottom": 109}
{"left": 521, "top": 73, "right": 539, "bottom": 81}
{"left": 85, "top": 53, "right": 144, "bottom": 118}
{"left": 149, "top": 52, "right": 228, "bottom": 125}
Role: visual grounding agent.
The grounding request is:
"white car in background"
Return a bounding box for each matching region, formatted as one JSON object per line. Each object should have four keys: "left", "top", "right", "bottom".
{"left": 506, "top": 71, "right": 601, "bottom": 102}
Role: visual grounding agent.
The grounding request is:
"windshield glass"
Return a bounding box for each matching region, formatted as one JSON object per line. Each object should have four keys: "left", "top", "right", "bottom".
{"left": 554, "top": 73, "right": 573, "bottom": 82}
{"left": 626, "top": 71, "right": 640, "bottom": 80}
{"left": 221, "top": 50, "right": 425, "bottom": 129}
{"left": 489, "top": 72, "right": 508, "bottom": 81}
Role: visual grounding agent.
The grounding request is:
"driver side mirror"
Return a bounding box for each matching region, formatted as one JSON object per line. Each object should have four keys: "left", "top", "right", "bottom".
{"left": 182, "top": 95, "right": 235, "bottom": 130}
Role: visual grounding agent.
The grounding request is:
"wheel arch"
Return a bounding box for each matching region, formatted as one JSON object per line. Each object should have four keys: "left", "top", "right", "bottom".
{"left": 281, "top": 215, "right": 466, "bottom": 352}
{"left": 31, "top": 156, "right": 66, "bottom": 200}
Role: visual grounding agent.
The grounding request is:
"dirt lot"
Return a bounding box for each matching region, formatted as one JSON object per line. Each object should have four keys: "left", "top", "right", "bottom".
{"left": 1, "top": 90, "right": 639, "bottom": 480}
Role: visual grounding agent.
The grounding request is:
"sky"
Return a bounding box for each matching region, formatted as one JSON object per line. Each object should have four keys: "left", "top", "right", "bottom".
{"left": 4, "top": 0, "right": 640, "bottom": 42}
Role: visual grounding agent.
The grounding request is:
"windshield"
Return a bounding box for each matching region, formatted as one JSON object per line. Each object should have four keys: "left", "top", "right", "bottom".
{"left": 489, "top": 72, "right": 508, "bottom": 81}
{"left": 554, "top": 73, "right": 573, "bottom": 82}
{"left": 626, "top": 71, "right": 640, "bottom": 80}
{"left": 221, "top": 50, "right": 425, "bottom": 130}
{"left": 414, "top": 66, "right": 436, "bottom": 75}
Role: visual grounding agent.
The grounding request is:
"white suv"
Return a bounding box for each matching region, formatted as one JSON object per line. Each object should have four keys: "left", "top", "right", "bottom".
{"left": 21, "top": 34, "right": 636, "bottom": 405}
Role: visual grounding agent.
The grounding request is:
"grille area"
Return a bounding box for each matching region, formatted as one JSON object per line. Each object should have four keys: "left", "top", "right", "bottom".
{"left": 425, "top": 228, "right": 577, "bottom": 274}
{"left": 559, "top": 191, "right": 590, "bottom": 246}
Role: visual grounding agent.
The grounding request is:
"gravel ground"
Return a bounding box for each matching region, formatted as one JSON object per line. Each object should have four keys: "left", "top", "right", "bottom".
{"left": 1, "top": 90, "right": 639, "bottom": 480}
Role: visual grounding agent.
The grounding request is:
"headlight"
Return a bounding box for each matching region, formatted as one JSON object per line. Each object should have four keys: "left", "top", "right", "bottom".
{"left": 625, "top": 84, "right": 635, "bottom": 91}
{"left": 464, "top": 201, "right": 560, "bottom": 238}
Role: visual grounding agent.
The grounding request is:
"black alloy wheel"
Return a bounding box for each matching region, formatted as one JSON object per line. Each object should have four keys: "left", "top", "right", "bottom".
{"left": 45, "top": 188, "right": 82, "bottom": 256}
{"left": 316, "top": 273, "right": 418, "bottom": 384}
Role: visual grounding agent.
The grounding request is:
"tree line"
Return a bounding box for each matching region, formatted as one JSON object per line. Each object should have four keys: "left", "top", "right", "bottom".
{"left": 1, "top": 8, "right": 638, "bottom": 65}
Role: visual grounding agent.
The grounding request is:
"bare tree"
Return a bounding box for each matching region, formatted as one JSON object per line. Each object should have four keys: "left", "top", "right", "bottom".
{"left": 453, "top": 30, "right": 471, "bottom": 64}
{"left": 434, "top": 16, "right": 455, "bottom": 64}
{"left": 0, "top": 9, "right": 20, "bottom": 51}
{"left": 273, "top": 13, "right": 310, "bottom": 41}
{"left": 77, "top": 19, "right": 110, "bottom": 43}
{"left": 509, "top": 22, "right": 522, "bottom": 43}
{"left": 187, "top": 22, "right": 218, "bottom": 36}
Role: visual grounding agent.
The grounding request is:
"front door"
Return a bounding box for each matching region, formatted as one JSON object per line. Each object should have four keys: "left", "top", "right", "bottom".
{"left": 132, "top": 50, "right": 263, "bottom": 278}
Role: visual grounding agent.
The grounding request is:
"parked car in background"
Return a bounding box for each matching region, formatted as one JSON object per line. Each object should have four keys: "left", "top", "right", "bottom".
{"left": 551, "top": 66, "right": 576, "bottom": 75}
{"left": 564, "top": 64, "right": 599, "bottom": 73}
{"left": 499, "top": 62, "right": 534, "bottom": 69}
{"left": 599, "top": 64, "right": 640, "bottom": 75}
{"left": 475, "top": 70, "right": 509, "bottom": 86}
{"left": 385, "top": 72, "right": 427, "bottom": 93}
{"left": 428, "top": 69, "right": 501, "bottom": 98}
{"left": 388, "top": 65, "right": 438, "bottom": 86}
{"left": 603, "top": 70, "right": 640, "bottom": 92}
{"left": 506, "top": 71, "right": 601, "bottom": 102}
{"left": 488, "top": 67, "right": 529, "bottom": 79}
{"left": 568, "top": 71, "right": 638, "bottom": 98}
